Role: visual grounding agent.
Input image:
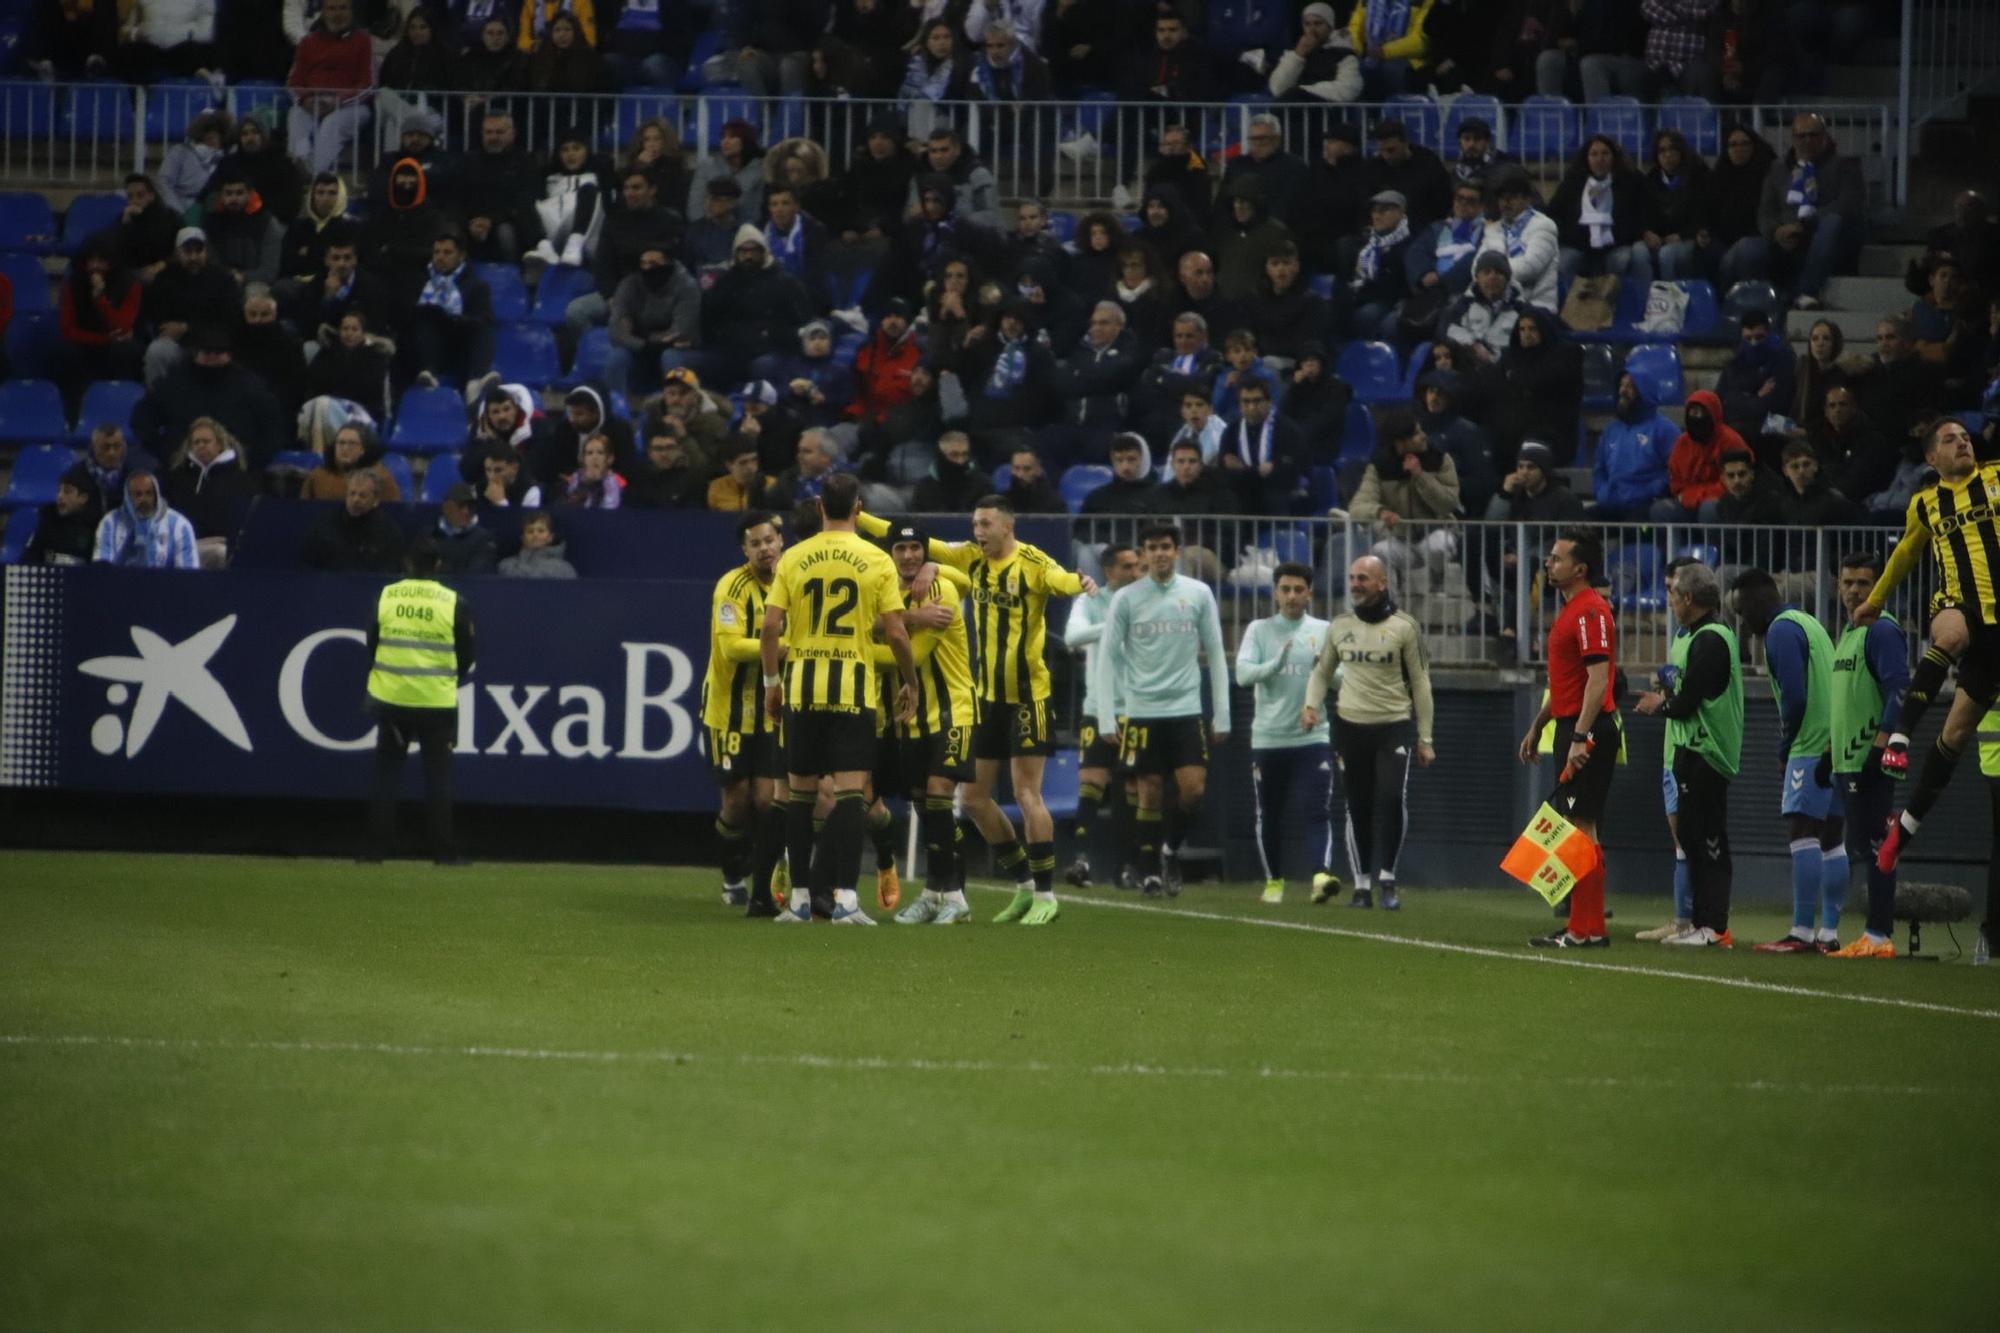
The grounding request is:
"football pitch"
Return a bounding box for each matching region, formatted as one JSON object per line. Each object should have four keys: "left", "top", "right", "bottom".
{"left": 3, "top": 852, "right": 1995, "bottom": 1331}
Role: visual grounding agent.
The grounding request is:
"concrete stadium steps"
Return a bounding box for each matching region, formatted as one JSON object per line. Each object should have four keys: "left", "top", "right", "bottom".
{"left": 1858, "top": 243, "right": 1927, "bottom": 279}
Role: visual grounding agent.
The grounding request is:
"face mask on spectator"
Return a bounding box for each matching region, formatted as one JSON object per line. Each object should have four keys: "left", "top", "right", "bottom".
{"left": 1686, "top": 409, "right": 1714, "bottom": 442}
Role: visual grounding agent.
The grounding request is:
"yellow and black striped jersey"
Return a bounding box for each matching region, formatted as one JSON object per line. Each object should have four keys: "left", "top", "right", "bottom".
{"left": 701, "top": 562, "right": 773, "bottom": 732}
{"left": 1873, "top": 461, "right": 2000, "bottom": 624}
{"left": 872, "top": 565, "right": 976, "bottom": 738}
{"left": 767, "top": 529, "right": 905, "bottom": 714}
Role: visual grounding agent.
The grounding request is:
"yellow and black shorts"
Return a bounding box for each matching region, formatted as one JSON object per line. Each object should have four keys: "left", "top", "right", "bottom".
{"left": 1119, "top": 715, "right": 1210, "bottom": 775}
{"left": 903, "top": 723, "right": 975, "bottom": 787}
{"left": 973, "top": 697, "right": 1053, "bottom": 760}
{"left": 784, "top": 709, "right": 877, "bottom": 777}
{"left": 1078, "top": 714, "right": 1122, "bottom": 770}
{"left": 707, "top": 724, "right": 781, "bottom": 783}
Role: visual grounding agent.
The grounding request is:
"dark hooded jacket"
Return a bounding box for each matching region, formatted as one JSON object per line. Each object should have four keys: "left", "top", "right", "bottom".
{"left": 1492, "top": 312, "right": 1582, "bottom": 467}
{"left": 302, "top": 499, "right": 407, "bottom": 573}
{"left": 1414, "top": 372, "right": 1497, "bottom": 514}
{"left": 1716, "top": 326, "right": 1798, "bottom": 447}
{"left": 163, "top": 447, "right": 258, "bottom": 540}
{"left": 1214, "top": 177, "right": 1290, "bottom": 303}
{"left": 132, "top": 357, "right": 287, "bottom": 470}
{"left": 25, "top": 468, "right": 103, "bottom": 565}
{"left": 911, "top": 448, "right": 993, "bottom": 513}
{"left": 543, "top": 385, "right": 637, "bottom": 481}
{"left": 1135, "top": 183, "right": 1207, "bottom": 277}
{"left": 1217, "top": 149, "right": 1312, "bottom": 229}
{"left": 895, "top": 173, "right": 1002, "bottom": 302}
{"left": 1299, "top": 146, "right": 1372, "bottom": 275}
{"left": 302, "top": 335, "right": 394, "bottom": 425}
{"left": 1245, "top": 269, "right": 1331, "bottom": 363}
{"left": 1015, "top": 254, "right": 1086, "bottom": 350}
{"left": 701, "top": 226, "right": 817, "bottom": 367}
{"left": 1703, "top": 136, "right": 1779, "bottom": 250}
{"left": 1051, "top": 326, "right": 1144, "bottom": 429}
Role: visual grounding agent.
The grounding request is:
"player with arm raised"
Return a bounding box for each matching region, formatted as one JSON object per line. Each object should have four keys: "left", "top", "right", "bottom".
{"left": 1300, "top": 555, "right": 1434, "bottom": 910}
{"left": 701, "top": 510, "right": 786, "bottom": 916}
{"left": 856, "top": 496, "right": 1097, "bottom": 925}
{"left": 1515, "top": 529, "right": 1617, "bottom": 948}
{"left": 1097, "top": 524, "right": 1231, "bottom": 898}
{"left": 1859, "top": 417, "right": 2000, "bottom": 870}
{"left": 1236, "top": 561, "right": 1331, "bottom": 904}
{"left": 760, "top": 475, "right": 917, "bottom": 924}
{"left": 1057, "top": 543, "right": 1142, "bottom": 889}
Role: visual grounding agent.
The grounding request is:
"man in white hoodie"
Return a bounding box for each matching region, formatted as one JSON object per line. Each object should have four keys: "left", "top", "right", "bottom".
{"left": 1478, "top": 166, "right": 1560, "bottom": 314}
{"left": 1266, "top": 3, "right": 1363, "bottom": 104}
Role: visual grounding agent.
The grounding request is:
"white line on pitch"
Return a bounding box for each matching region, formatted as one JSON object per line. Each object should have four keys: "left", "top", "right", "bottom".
{"left": 0, "top": 1034, "right": 1980, "bottom": 1100}
{"left": 965, "top": 884, "right": 2000, "bottom": 1023}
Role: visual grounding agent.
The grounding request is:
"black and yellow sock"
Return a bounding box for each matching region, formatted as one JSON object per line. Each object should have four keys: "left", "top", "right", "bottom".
{"left": 784, "top": 792, "right": 817, "bottom": 899}
{"left": 715, "top": 815, "right": 752, "bottom": 883}
{"left": 1136, "top": 806, "right": 1164, "bottom": 876}
{"left": 867, "top": 804, "right": 899, "bottom": 871}
{"left": 809, "top": 814, "right": 833, "bottom": 895}
{"left": 995, "top": 838, "right": 1030, "bottom": 886}
{"left": 750, "top": 803, "right": 786, "bottom": 905}
{"left": 1900, "top": 646, "right": 1956, "bottom": 738}
{"left": 1027, "top": 840, "right": 1056, "bottom": 894}
{"left": 922, "top": 796, "right": 957, "bottom": 891}
{"left": 1167, "top": 798, "right": 1203, "bottom": 855}
{"left": 1072, "top": 781, "right": 1105, "bottom": 843}
{"left": 1113, "top": 784, "right": 1136, "bottom": 879}
{"left": 1906, "top": 737, "right": 1962, "bottom": 824}
{"left": 826, "top": 790, "right": 868, "bottom": 893}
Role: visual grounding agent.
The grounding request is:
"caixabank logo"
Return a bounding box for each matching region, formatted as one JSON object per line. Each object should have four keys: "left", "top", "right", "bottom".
{"left": 0, "top": 567, "right": 711, "bottom": 809}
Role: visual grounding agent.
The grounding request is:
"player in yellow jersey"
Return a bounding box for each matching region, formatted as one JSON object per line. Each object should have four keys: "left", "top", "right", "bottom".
{"left": 701, "top": 511, "right": 786, "bottom": 915}
{"left": 761, "top": 475, "right": 918, "bottom": 924}
{"left": 1858, "top": 417, "right": 2000, "bottom": 869}
{"left": 857, "top": 495, "right": 1097, "bottom": 924}
{"left": 866, "top": 523, "right": 980, "bottom": 924}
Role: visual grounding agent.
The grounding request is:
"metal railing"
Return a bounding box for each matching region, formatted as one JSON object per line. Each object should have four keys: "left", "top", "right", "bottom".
{"left": 1011, "top": 515, "right": 1927, "bottom": 678}
{"left": 1903, "top": 0, "right": 2000, "bottom": 124}
{"left": 0, "top": 81, "right": 1898, "bottom": 215}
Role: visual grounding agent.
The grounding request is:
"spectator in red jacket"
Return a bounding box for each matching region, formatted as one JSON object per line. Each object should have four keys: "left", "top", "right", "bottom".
{"left": 843, "top": 299, "right": 922, "bottom": 451}
{"left": 58, "top": 236, "right": 144, "bottom": 414}
{"left": 285, "top": 0, "right": 374, "bottom": 176}
{"left": 1658, "top": 388, "right": 1743, "bottom": 520}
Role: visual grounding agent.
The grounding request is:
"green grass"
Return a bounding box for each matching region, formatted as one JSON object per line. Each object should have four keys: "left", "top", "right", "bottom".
{"left": 2, "top": 851, "right": 1996, "bottom": 1331}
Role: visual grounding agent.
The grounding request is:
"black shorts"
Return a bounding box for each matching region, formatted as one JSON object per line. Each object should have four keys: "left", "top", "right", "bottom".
{"left": 1078, "top": 715, "right": 1122, "bottom": 771}
{"left": 1551, "top": 712, "right": 1621, "bottom": 826}
{"left": 707, "top": 724, "right": 780, "bottom": 784}
{"left": 784, "top": 709, "right": 876, "bottom": 777}
{"left": 903, "top": 724, "right": 975, "bottom": 786}
{"left": 1120, "top": 715, "right": 1210, "bottom": 775}
{"left": 972, "top": 697, "right": 1053, "bottom": 760}
{"left": 1956, "top": 624, "right": 2000, "bottom": 708}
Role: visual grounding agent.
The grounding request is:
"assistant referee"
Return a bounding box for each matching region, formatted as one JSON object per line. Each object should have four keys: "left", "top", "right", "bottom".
{"left": 364, "top": 539, "right": 476, "bottom": 863}
{"left": 1301, "top": 554, "right": 1435, "bottom": 911}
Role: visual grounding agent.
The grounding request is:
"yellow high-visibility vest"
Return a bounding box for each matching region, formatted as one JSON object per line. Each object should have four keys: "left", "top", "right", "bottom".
{"left": 367, "top": 579, "right": 459, "bottom": 709}
{"left": 1980, "top": 706, "right": 2000, "bottom": 778}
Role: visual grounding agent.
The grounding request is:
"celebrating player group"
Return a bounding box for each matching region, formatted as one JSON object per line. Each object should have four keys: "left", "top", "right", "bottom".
{"left": 700, "top": 420, "right": 2000, "bottom": 949}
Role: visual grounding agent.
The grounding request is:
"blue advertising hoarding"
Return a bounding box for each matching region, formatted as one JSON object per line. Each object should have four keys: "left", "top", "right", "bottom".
{"left": 2, "top": 566, "right": 720, "bottom": 811}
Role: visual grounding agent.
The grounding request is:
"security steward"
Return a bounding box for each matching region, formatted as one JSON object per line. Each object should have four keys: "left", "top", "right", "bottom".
{"left": 365, "top": 539, "right": 476, "bottom": 862}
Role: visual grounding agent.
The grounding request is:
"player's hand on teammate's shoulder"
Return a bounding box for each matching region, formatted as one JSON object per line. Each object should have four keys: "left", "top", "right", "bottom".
{"left": 909, "top": 600, "right": 955, "bottom": 629}
{"left": 1850, "top": 600, "right": 1880, "bottom": 627}
{"left": 911, "top": 561, "right": 939, "bottom": 600}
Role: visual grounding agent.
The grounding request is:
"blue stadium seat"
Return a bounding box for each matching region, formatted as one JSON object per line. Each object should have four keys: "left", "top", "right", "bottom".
{"left": 1258, "top": 523, "right": 1313, "bottom": 565}
{"left": 1655, "top": 96, "right": 1720, "bottom": 157}
{"left": 475, "top": 263, "right": 531, "bottom": 322}
{"left": 1306, "top": 465, "right": 1341, "bottom": 513}
{"left": 1, "top": 507, "right": 40, "bottom": 563}
{"left": 378, "top": 451, "right": 416, "bottom": 499}
{"left": 0, "top": 379, "right": 69, "bottom": 446}
{"left": 1606, "top": 540, "right": 1665, "bottom": 613}
{"left": 679, "top": 30, "right": 726, "bottom": 91}
{"left": 561, "top": 325, "right": 611, "bottom": 389}
{"left": 0, "top": 250, "right": 48, "bottom": 311}
{"left": 421, "top": 456, "right": 462, "bottom": 504}
{"left": 1389, "top": 94, "right": 1442, "bottom": 150}
{"left": 1308, "top": 273, "right": 1336, "bottom": 301}
{"left": 1681, "top": 279, "right": 1722, "bottom": 341}
{"left": 1207, "top": 0, "right": 1286, "bottom": 50}
{"left": 1117, "top": 212, "right": 1142, "bottom": 233}
{"left": 269, "top": 449, "right": 323, "bottom": 473}
{"left": 147, "top": 77, "right": 217, "bottom": 144}
{"left": 6, "top": 310, "right": 60, "bottom": 379}
{"left": 1676, "top": 542, "right": 1721, "bottom": 568}
{"left": 60, "top": 193, "right": 123, "bottom": 255}
{"left": 1336, "top": 340, "right": 1403, "bottom": 405}
{"left": 1514, "top": 95, "right": 1580, "bottom": 163}
{"left": 1722, "top": 279, "right": 1782, "bottom": 329}
{"left": 1622, "top": 343, "right": 1684, "bottom": 409}
{"left": 1058, "top": 464, "right": 1112, "bottom": 513}
{"left": 493, "top": 323, "right": 560, "bottom": 387}
{"left": 1047, "top": 211, "right": 1077, "bottom": 246}
{"left": 0, "top": 81, "right": 58, "bottom": 138}
{"left": 1400, "top": 342, "right": 1433, "bottom": 398}
{"left": 1579, "top": 343, "right": 1619, "bottom": 410}
{"left": 832, "top": 330, "right": 864, "bottom": 368}
{"left": 386, "top": 386, "right": 469, "bottom": 454}
{"left": 613, "top": 93, "right": 688, "bottom": 145}
{"left": 2, "top": 442, "right": 79, "bottom": 507}
{"left": 67, "top": 83, "right": 135, "bottom": 145}
{"left": 1442, "top": 95, "right": 1504, "bottom": 156}
{"left": 990, "top": 462, "right": 1013, "bottom": 492}
{"left": 530, "top": 264, "right": 595, "bottom": 326}
{"left": 703, "top": 93, "right": 764, "bottom": 148}
{"left": 0, "top": 191, "right": 56, "bottom": 253}
{"left": 73, "top": 379, "right": 143, "bottom": 440}
{"left": 1583, "top": 96, "right": 1648, "bottom": 160}
{"left": 1339, "top": 400, "right": 1375, "bottom": 462}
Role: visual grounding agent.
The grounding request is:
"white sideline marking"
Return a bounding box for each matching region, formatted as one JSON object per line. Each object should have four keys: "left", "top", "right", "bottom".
{"left": 967, "top": 885, "right": 2000, "bottom": 1023}
{"left": 0, "top": 1034, "right": 1981, "bottom": 1100}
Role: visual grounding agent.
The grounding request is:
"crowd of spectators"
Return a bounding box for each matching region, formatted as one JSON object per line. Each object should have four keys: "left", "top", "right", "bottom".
{"left": 14, "top": 0, "right": 1990, "bottom": 588}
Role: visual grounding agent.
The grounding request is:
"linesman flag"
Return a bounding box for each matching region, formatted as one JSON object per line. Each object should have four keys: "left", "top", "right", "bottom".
{"left": 1501, "top": 801, "right": 1603, "bottom": 906}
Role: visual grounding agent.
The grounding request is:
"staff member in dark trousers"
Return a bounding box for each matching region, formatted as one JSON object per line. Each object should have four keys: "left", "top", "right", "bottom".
{"left": 364, "top": 539, "right": 476, "bottom": 863}
{"left": 1826, "top": 551, "right": 1910, "bottom": 959}
{"left": 1636, "top": 562, "right": 1744, "bottom": 948}
{"left": 1517, "top": 529, "right": 1619, "bottom": 948}
{"left": 1301, "top": 554, "right": 1436, "bottom": 911}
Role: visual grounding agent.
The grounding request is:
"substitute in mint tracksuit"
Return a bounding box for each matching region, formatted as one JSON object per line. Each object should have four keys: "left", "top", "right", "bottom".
{"left": 1826, "top": 551, "right": 1910, "bottom": 957}
{"left": 1234, "top": 561, "right": 1331, "bottom": 903}
{"left": 365, "top": 539, "right": 476, "bottom": 863}
{"left": 1731, "top": 569, "right": 1845, "bottom": 953}
{"left": 1097, "top": 523, "right": 1231, "bottom": 896}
